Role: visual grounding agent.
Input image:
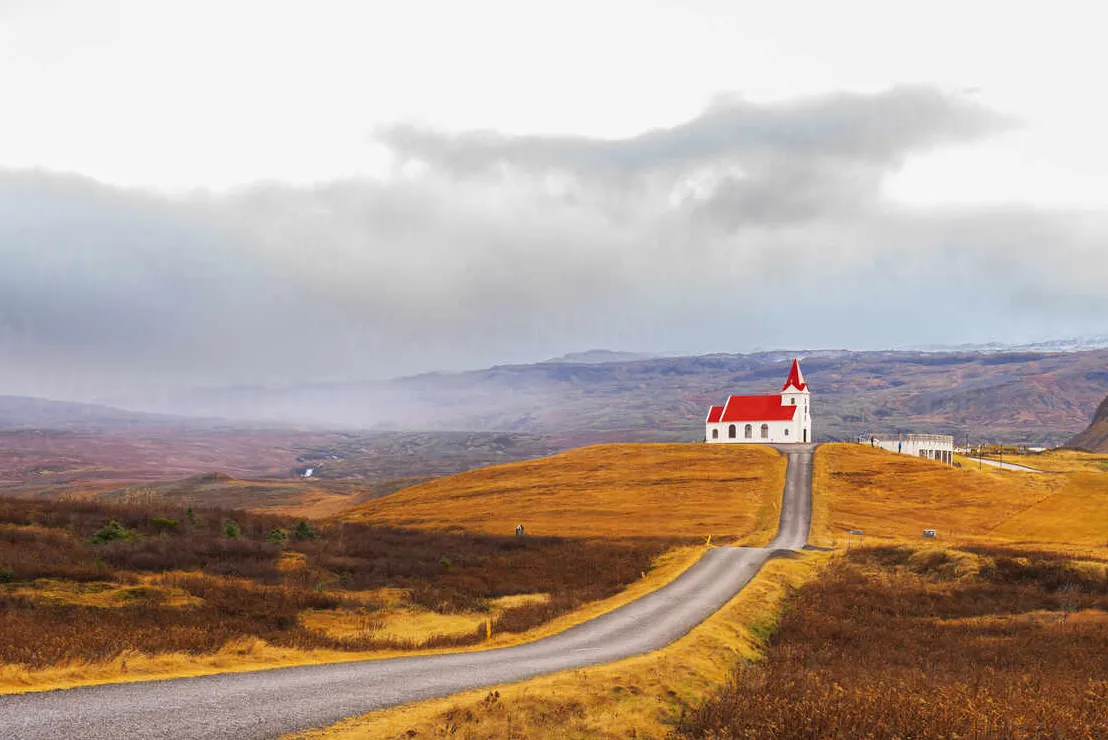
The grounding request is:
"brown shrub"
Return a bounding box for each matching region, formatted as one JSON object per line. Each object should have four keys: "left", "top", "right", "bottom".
{"left": 674, "top": 546, "right": 1108, "bottom": 739}
{"left": 0, "top": 496, "right": 675, "bottom": 666}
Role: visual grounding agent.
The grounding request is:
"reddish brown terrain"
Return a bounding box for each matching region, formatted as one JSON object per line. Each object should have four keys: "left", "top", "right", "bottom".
{"left": 160, "top": 348, "right": 1108, "bottom": 447}
{"left": 1070, "top": 393, "right": 1108, "bottom": 452}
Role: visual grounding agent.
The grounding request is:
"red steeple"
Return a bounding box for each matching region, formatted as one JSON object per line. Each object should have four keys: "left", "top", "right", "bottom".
{"left": 782, "top": 358, "right": 808, "bottom": 392}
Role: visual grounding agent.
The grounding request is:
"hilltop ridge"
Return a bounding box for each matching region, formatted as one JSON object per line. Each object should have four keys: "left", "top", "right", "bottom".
{"left": 1069, "top": 393, "right": 1108, "bottom": 452}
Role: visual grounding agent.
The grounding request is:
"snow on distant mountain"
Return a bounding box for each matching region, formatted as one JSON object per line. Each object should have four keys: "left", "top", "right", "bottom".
{"left": 908, "top": 336, "right": 1108, "bottom": 354}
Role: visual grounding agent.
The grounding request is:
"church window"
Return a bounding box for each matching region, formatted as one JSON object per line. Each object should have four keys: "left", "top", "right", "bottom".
{"left": 790, "top": 398, "right": 795, "bottom": 405}
{"left": 760, "top": 424, "right": 769, "bottom": 439}
{"left": 712, "top": 428, "right": 719, "bottom": 440}
{"left": 784, "top": 429, "right": 789, "bottom": 436}
{"left": 744, "top": 424, "right": 752, "bottom": 439}
{"left": 728, "top": 425, "right": 736, "bottom": 439}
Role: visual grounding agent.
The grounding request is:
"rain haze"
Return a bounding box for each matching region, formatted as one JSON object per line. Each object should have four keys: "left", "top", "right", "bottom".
{"left": 2, "top": 0, "right": 1107, "bottom": 410}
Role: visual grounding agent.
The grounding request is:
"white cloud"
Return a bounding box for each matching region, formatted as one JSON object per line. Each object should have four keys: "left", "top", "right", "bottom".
{"left": 1, "top": 87, "right": 1106, "bottom": 405}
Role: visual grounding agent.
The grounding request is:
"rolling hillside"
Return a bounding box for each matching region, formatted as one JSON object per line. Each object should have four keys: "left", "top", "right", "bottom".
{"left": 1070, "top": 393, "right": 1108, "bottom": 452}
{"left": 344, "top": 444, "right": 786, "bottom": 543}
{"left": 812, "top": 443, "right": 1108, "bottom": 548}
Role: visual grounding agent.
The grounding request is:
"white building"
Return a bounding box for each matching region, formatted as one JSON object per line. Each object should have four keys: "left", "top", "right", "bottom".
{"left": 705, "top": 359, "right": 812, "bottom": 444}
{"left": 863, "top": 433, "right": 954, "bottom": 464}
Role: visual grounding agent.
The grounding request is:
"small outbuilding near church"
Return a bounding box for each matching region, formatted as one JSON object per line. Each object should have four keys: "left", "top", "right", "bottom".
{"left": 706, "top": 359, "right": 812, "bottom": 444}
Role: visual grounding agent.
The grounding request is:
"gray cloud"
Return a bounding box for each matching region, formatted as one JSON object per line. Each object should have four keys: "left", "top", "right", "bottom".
{"left": 0, "top": 86, "right": 1103, "bottom": 409}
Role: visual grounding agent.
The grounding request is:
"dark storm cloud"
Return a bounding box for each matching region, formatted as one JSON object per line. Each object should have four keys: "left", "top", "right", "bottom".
{"left": 0, "top": 86, "right": 1103, "bottom": 407}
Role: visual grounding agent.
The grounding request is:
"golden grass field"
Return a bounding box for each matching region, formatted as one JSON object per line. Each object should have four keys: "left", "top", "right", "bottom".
{"left": 811, "top": 443, "right": 1108, "bottom": 549}
{"left": 344, "top": 443, "right": 786, "bottom": 544}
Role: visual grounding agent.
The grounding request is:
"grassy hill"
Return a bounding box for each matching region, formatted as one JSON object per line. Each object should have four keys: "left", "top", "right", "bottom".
{"left": 812, "top": 443, "right": 1108, "bottom": 548}
{"left": 343, "top": 444, "right": 786, "bottom": 543}
{"left": 1070, "top": 393, "right": 1108, "bottom": 452}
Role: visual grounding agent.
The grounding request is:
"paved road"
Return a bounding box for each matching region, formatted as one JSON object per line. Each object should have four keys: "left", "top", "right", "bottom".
{"left": 0, "top": 444, "right": 815, "bottom": 740}
{"left": 964, "top": 456, "right": 1043, "bottom": 472}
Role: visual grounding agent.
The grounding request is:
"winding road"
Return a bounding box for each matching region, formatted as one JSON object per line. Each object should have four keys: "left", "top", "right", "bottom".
{"left": 0, "top": 444, "right": 815, "bottom": 739}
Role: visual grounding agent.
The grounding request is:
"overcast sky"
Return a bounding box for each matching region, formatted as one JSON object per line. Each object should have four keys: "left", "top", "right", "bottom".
{"left": 1, "top": 0, "right": 1107, "bottom": 404}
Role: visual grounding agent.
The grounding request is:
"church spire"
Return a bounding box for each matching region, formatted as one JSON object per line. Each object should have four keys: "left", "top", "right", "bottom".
{"left": 782, "top": 358, "right": 808, "bottom": 392}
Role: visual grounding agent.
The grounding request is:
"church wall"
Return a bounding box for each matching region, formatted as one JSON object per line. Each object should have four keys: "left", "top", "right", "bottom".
{"left": 705, "top": 420, "right": 798, "bottom": 444}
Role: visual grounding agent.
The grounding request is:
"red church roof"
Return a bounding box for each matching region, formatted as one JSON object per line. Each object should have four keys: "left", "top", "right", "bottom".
{"left": 782, "top": 358, "right": 807, "bottom": 392}
{"left": 706, "top": 405, "right": 724, "bottom": 423}
{"left": 720, "top": 395, "right": 798, "bottom": 423}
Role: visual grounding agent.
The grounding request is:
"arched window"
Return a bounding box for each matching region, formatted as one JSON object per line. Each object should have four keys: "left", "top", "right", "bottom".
{"left": 790, "top": 398, "right": 795, "bottom": 405}
{"left": 728, "top": 424, "right": 736, "bottom": 439}
{"left": 712, "top": 428, "right": 719, "bottom": 440}
{"left": 760, "top": 424, "right": 769, "bottom": 439}
{"left": 784, "top": 429, "right": 789, "bottom": 436}
{"left": 744, "top": 424, "right": 753, "bottom": 439}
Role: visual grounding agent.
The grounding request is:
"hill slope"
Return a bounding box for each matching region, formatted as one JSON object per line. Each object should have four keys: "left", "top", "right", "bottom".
{"left": 812, "top": 443, "right": 1108, "bottom": 548}
{"left": 1069, "top": 393, "right": 1108, "bottom": 452}
{"left": 344, "top": 444, "right": 786, "bottom": 542}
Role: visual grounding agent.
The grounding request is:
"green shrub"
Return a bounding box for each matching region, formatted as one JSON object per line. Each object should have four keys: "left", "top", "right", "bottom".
{"left": 222, "top": 520, "right": 241, "bottom": 539}
{"left": 151, "top": 516, "right": 178, "bottom": 534}
{"left": 91, "top": 520, "right": 134, "bottom": 545}
{"left": 293, "top": 520, "right": 318, "bottom": 541}
{"left": 440, "top": 556, "right": 452, "bottom": 571}
{"left": 265, "top": 528, "right": 288, "bottom": 545}
{"left": 0, "top": 566, "right": 14, "bottom": 584}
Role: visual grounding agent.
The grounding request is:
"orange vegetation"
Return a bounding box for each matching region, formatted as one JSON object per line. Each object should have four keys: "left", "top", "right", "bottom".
{"left": 810, "top": 443, "right": 1108, "bottom": 547}
{"left": 675, "top": 545, "right": 1108, "bottom": 739}
{"left": 344, "top": 444, "right": 786, "bottom": 543}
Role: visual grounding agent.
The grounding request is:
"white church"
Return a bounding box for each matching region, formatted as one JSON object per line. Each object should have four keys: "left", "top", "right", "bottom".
{"left": 706, "top": 358, "right": 811, "bottom": 444}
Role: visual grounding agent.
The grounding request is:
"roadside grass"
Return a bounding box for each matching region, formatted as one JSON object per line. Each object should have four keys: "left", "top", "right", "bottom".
{"left": 674, "top": 544, "right": 1108, "bottom": 739}
{"left": 1, "top": 492, "right": 713, "bottom": 694}
{"left": 0, "top": 546, "right": 708, "bottom": 695}
{"left": 343, "top": 444, "right": 786, "bottom": 544}
{"left": 286, "top": 552, "right": 825, "bottom": 740}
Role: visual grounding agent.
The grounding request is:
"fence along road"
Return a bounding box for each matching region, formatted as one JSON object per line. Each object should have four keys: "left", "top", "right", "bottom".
{"left": 0, "top": 444, "right": 815, "bottom": 740}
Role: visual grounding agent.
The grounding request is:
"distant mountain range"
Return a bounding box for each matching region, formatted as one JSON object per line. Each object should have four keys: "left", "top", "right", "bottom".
{"left": 906, "top": 335, "right": 1108, "bottom": 354}
{"left": 0, "top": 395, "right": 185, "bottom": 430}
{"left": 142, "top": 347, "right": 1108, "bottom": 446}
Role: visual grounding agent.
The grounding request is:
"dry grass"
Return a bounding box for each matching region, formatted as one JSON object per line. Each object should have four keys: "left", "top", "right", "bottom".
{"left": 0, "top": 493, "right": 689, "bottom": 694}
{"left": 990, "top": 469, "right": 1108, "bottom": 546}
{"left": 674, "top": 545, "right": 1108, "bottom": 739}
{"left": 286, "top": 553, "right": 824, "bottom": 740}
{"left": 1003, "top": 449, "right": 1108, "bottom": 474}
{"left": 4, "top": 577, "right": 201, "bottom": 609}
{"left": 344, "top": 444, "right": 786, "bottom": 543}
{"left": 811, "top": 443, "right": 1089, "bottom": 547}
{"left": 0, "top": 546, "right": 707, "bottom": 695}
{"left": 300, "top": 594, "right": 550, "bottom": 644}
